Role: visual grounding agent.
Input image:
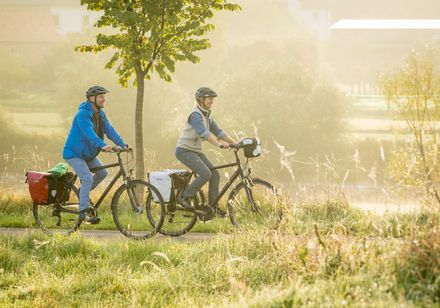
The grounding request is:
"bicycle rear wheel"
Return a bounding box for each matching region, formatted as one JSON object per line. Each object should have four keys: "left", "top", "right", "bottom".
{"left": 146, "top": 194, "right": 200, "bottom": 237}
{"left": 33, "top": 183, "right": 80, "bottom": 236}
{"left": 227, "top": 178, "right": 281, "bottom": 230}
{"left": 111, "top": 179, "right": 165, "bottom": 240}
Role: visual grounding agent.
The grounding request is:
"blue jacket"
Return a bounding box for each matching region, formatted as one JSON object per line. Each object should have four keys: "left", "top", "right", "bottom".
{"left": 63, "top": 101, "right": 126, "bottom": 160}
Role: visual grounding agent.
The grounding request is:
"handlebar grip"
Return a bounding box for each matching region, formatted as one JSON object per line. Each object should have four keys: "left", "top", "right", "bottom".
{"left": 229, "top": 143, "right": 242, "bottom": 149}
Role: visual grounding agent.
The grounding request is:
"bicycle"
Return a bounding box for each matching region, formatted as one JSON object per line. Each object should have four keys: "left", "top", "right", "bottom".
{"left": 146, "top": 140, "right": 281, "bottom": 236}
{"left": 33, "top": 147, "right": 166, "bottom": 240}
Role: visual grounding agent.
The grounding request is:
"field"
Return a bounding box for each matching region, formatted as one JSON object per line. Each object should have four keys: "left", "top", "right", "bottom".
{"left": 1, "top": 193, "right": 439, "bottom": 307}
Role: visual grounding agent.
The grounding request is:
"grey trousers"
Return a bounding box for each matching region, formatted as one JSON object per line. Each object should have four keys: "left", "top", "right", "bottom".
{"left": 176, "top": 149, "right": 220, "bottom": 206}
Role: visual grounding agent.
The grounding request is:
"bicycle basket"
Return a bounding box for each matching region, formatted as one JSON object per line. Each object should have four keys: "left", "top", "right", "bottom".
{"left": 242, "top": 137, "right": 261, "bottom": 158}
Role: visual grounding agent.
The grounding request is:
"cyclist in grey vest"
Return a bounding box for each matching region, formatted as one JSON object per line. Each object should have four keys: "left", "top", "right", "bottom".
{"left": 176, "top": 87, "right": 237, "bottom": 217}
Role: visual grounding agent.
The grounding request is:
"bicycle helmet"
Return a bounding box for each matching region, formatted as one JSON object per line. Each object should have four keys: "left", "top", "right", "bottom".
{"left": 86, "top": 86, "right": 109, "bottom": 99}
{"left": 195, "top": 87, "right": 218, "bottom": 100}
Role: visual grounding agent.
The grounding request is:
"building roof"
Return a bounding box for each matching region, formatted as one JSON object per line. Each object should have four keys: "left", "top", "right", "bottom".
{"left": 0, "top": 8, "right": 60, "bottom": 42}
{"left": 0, "top": 0, "right": 78, "bottom": 7}
{"left": 331, "top": 19, "right": 440, "bottom": 30}
{"left": 299, "top": 0, "right": 440, "bottom": 19}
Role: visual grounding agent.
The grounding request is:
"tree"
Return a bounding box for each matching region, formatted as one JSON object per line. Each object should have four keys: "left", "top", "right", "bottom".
{"left": 76, "top": 0, "right": 240, "bottom": 178}
{"left": 380, "top": 47, "right": 440, "bottom": 206}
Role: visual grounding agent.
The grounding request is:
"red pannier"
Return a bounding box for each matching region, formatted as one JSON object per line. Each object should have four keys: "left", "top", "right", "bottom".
{"left": 26, "top": 172, "right": 58, "bottom": 205}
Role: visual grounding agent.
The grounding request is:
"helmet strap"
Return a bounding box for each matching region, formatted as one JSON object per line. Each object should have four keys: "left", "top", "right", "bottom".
{"left": 197, "top": 97, "right": 208, "bottom": 109}
{"left": 92, "top": 95, "right": 101, "bottom": 110}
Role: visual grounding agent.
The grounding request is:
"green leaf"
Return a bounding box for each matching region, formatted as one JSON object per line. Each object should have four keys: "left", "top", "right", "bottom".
{"left": 78, "top": 0, "right": 241, "bottom": 87}
{"left": 105, "top": 52, "right": 120, "bottom": 69}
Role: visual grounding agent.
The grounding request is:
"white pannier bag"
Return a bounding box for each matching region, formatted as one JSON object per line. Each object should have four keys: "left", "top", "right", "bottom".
{"left": 148, "top": 169, "right": 188, "bottom": 203}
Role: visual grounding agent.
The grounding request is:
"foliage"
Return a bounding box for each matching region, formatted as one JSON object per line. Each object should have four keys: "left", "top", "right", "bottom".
{"left": 380, "top": 47, "right": 440, "bottom": 206}
{"left": 76, "top": 0, "right": 241, "bottom": 179}
{"left": 76, "top": 0, "right": 240, "bottom": 85}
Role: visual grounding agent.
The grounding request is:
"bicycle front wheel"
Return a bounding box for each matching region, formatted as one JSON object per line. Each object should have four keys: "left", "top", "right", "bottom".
{"left": 33, "top": 183, "right": 80, "bottom": 236}
{"left": 227, "top": 178, "right": 281, "bottom": 230}
{"left": 111, "top": 179, "right": 165, "bottom": 240}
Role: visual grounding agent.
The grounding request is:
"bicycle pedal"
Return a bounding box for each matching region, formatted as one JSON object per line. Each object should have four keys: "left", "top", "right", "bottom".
{"left": 197, "top": 207, "right": 214, "bottom": 222}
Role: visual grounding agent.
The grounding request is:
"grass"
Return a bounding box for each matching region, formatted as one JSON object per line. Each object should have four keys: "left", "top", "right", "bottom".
{"left": 0, "top": 193, "right": 233, "bottom": 233}
{"left": 0, "top": 225, "right": 438, "bottom": 306}
{"left": 1, "top": 192, "right": 439, "bottom": 236}
{"left": 1, "top": 192, "right": 439, "bottom": 306}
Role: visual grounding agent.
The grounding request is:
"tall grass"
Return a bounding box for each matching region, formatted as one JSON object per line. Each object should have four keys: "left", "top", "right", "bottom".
{"left": 0, "top": 188, "right": 439, "bottom": 306}
{"left": 0, "top": 223, "right": 438, "bottom": 306}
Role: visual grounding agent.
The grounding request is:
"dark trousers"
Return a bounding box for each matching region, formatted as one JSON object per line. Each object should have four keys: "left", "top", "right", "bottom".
{"left": 176, "top": 149, "right": 220, "bottom": 206}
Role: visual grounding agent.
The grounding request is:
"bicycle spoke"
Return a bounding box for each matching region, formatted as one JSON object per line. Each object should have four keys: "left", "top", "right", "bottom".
{"left": 228, "top": 178, "right": 281, "bottom": 230}
{"left": 112, "top": 180, "right": 165, "bottom": 240}
{"left": 33, "top": 183, "right": 80, "bottom": 235}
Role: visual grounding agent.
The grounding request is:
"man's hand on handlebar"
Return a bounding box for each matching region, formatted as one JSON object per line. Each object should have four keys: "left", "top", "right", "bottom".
{"left": 102, "top": 145, "right": 113, "bottom": 152}
{"left": 112, "top": 146, "right": 123, "bottom": 153}
{"left": 101, "top": 145, "right": 132, "bottom": 153}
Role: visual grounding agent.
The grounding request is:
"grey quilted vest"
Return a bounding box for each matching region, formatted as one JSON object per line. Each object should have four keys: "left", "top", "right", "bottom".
{"left": 176, "top": 106, "right": 210, "bottom": 152}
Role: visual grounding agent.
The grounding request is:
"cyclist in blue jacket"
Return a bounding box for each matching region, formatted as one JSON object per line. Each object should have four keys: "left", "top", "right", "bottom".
{"left": 63, "top": 86, "right": 128, "bottom": 224}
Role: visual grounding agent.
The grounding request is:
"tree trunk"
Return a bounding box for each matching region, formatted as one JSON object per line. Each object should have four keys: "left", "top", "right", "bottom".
{"left": 135, "top": 69, "right": 145, "bottom": 180}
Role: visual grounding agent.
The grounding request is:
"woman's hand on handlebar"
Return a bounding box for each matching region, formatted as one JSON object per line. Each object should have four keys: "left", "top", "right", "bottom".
{"left": 219, "top": 141, "right": 231, "bottom": 149}
{"left": 219, "top": 142, "right": 241, "bottom": 150}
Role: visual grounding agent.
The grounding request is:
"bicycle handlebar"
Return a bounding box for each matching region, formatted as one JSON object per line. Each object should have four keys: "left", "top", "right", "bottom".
{"left": 100, "top": 146, "right": 133, "bottom": 154}
{"left": 219, "top": 143, "right": 244, "bottom": 152}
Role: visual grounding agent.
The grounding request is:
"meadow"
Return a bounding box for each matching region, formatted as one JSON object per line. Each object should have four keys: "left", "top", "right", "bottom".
{"left": 1, "top": 192, "right": 439, "bottom": 307}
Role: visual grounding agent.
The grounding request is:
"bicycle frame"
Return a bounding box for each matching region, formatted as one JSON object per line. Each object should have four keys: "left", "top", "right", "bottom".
{"left": 189, "top": 149, "right": 253, "bottom": 208}
{"left": 69, "top": 151, "right": 133, "bottom": 211}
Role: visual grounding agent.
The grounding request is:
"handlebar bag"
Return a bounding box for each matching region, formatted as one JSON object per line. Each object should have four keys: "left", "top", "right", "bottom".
{"left": 242, "top": 137, "right": 262, "bottom": 158}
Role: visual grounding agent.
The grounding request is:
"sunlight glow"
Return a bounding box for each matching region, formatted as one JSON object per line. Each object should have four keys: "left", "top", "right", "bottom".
{"left": 331, "top": 19, "right": 440, "bottom": 30}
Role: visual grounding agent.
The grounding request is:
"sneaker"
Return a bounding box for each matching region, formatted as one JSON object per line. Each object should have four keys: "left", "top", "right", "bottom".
{"left": 78, "top": 208, "right": 100, "bottom": 225}
{"left": 177, "top": 195, "right": 207, "bottom": 215}
{"left": 198, "top": 206, "right": 214, "bottom": 222}
{"left": 176, "top": 195, "right": 193, "bottom": 210}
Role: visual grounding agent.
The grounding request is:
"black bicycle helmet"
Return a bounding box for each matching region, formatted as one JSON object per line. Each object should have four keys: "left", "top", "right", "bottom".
{"left": 86, "top": 86, "right": 109, "bottom": 99}
{"left": 195, "top": 87, "right": 218, "bottom": 99}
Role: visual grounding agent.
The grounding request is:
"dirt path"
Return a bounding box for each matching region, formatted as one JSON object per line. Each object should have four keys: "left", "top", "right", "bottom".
{"left": 0, "top": 227, "right": 216, "bottom": 241}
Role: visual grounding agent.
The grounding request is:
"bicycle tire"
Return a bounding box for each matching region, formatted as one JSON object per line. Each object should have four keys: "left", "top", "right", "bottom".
{"left": 111, "top": 179, "right": 166, "bottom": 240}
{"left": 146, "top": 194, "right": 200, "bottom": 237}
{"left": 227, "top": 178, "right": 281, "bottom": 230}
{"left": 33, "top": 183, "right": 80, "bottom": 236}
